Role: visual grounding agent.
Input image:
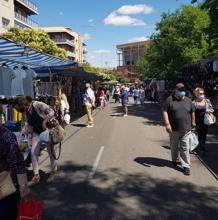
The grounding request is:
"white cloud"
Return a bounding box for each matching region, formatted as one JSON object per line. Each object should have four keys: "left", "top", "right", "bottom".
{"left": 104, "top": 4, "right": 154, "bottom": 26}
{"left": 59, "top": 11, "right": 64, "bottom": 16}
{"left": 128, "top": 36, "right": 149, "bottom": 43}
{"left": 82, "top": 33, "right": 91, "bottom": 41}
{"left": 90, "top": 55, "right": 96, "bottom": 59}
{"left": 88, "top": 19, "right": 94, "bottom": 23}
{"left": 117, "top": 4, "right": 154, "bottom": 15}
{"left": 104, "top": 12, "right": 145, "bottom": 26}
{"left": 93, "top": 49, "right": 111, "bottom": 54}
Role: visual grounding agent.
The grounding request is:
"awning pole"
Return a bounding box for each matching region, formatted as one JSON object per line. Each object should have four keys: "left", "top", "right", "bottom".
{"left": 49, "top": 67, "right": 52, "bottom": 82}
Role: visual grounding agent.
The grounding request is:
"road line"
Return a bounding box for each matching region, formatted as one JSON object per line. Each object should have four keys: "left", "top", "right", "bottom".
{"left": 88, "top": 146, "right": 105, "bottom": 179}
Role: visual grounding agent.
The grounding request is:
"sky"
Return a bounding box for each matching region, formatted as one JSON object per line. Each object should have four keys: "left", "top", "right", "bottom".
{"left": 33, "top": 0, "right": 192, "bottom": 68}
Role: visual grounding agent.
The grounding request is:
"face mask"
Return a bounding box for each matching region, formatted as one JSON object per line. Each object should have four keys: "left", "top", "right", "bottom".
{"left": 178, "top": 91, "right": 186, "bottom": 98}
{"left": 198, "top": 95, "right": 205, "bottom": 100}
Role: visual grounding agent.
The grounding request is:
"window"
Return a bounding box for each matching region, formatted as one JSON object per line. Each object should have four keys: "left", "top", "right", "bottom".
{"left": 2, "top": 18, "right": 10, "bottom": 29}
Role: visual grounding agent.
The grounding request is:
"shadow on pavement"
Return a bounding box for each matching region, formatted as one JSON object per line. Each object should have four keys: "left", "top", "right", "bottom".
{"left": 112, "top": 103, "right": 163, "bottom": 126}
{"left": 134, "top": 157, "right": 183, "bottom": 172}
{"left": 72, "top": 124, "right": 87, "bottom": 127}
{"left": 32, "top": 161, "right": 218, "bottom": 220}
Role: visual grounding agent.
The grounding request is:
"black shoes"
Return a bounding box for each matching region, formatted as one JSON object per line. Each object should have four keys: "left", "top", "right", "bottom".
{"left": 183, "top": 167, "right": 190, "bottom": 175}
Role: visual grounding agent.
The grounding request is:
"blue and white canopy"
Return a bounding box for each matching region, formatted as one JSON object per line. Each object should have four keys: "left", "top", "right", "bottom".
{"left": 0, "top": 36, "right": 74, "bottom": 68}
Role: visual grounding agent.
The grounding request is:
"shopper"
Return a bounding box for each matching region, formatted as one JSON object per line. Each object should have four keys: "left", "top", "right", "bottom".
{"left": 98, "top": 87, "right": 106, "bottom": 109}
{"left": 13, "top": 96, "right": 58, "bottom": 183}
{"left": 121, "top": 85, "right": 128, "bottom": 117}
{"left": 163, "top": 83, "right": 196, "bottom": 175}
{"left": 0, "top": 105, "right": 30, "bottom": 220}
{"left": 60, "top": 89, "right": 70, "bottom": 128}
{"left": 133, "top": 86, "right": 140, "bottom": 104}
{"left": 193, "top": 87, "right": 214, "bottom": 152}
{"left": 83, "top": 83, "right": 95, "bottom": 127}
{"left": 139, "top": 86, "right": 145, "bottom": 105}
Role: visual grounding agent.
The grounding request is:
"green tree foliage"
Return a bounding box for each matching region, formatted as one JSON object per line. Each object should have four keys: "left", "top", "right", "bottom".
{"left": 136, "top": 5, "right": 210, "bottom": 80}
{"left": 192, "top": 0, "right": 218, "bottom": 54}
{"left": 2, "top": 28, "right": 67, "bottom": 59}
{"left": 81, "top": 62, "right": 117, "bottom": 81}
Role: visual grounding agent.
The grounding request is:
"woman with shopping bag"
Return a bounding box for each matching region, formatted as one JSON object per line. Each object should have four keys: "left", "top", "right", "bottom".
{"left": 13, "top": 96, "right": 59, "bottom": 184}
{"left": 0, "top": 104, "right": 31, "bottom": 220}
{"left": 192, "top": 87, "right": 215, "bottom": 152}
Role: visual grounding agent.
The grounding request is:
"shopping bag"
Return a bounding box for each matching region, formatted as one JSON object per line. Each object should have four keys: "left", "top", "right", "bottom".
{"left": 17, "top": 194, "right": 44, "bottom": 220}
{"left": 189, "top": 132, "right": 199, "bottom": 152}
{"left": 204, "top": 112, "right": 216, "bottom": 126}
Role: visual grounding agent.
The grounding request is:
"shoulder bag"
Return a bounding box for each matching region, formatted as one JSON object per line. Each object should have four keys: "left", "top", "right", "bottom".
{"left": 0, "top": 171, "right": 16, "bottom": 200}
{"left": 204, "top": 99, "right": 216, "bottom": 126}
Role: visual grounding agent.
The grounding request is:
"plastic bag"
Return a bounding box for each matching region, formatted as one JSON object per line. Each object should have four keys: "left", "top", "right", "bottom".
{"left": 39, "top": 129, "right": 50, "bottom": 143}
{"left": 189, "top": 132, "right": 199, "bottom": 152}
{"left": 204, "top": 112, "right": 216, "bottom": 126}
{"left": 64, "top": 113, "right": 71, "bottom": 125}
{"left": 17, "top": 194, "right": 44, "bottom": 220}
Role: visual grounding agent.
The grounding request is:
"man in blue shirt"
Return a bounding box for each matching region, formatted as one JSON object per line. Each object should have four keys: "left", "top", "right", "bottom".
{"left": 121, "top": 85, "right": 128, "bottom": 117}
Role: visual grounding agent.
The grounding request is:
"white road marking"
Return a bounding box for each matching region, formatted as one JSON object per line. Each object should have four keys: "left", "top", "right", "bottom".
{"left": 88, "top": 146, "right": 105, "bottom": 179}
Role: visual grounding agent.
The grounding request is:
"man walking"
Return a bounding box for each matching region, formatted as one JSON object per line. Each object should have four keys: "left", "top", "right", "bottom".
{"left": 84, "top": 83, "right": 95, "bottom": 127}
{"left": 163, "top": 83, "right": 196, "bottom": 175}
{"left": 121, "top": 85, "right": 128, "bottom": 116}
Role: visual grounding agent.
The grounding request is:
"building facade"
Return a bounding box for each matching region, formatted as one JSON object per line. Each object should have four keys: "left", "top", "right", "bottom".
{"left": 116, "top": 40, "right": 150, "bottom": 83}
{"left": 0, "top": 0, "right": 38, "bottom": 33}
{"left": 42, "top": 26, "right": 85, "bottom": 64}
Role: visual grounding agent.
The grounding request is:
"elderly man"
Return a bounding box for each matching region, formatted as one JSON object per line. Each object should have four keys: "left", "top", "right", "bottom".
{"left": 83, "top": 83, "right": 95, "bottom": 127}
{"left": 162, "top": 83, "right": 196, "bottom": 175}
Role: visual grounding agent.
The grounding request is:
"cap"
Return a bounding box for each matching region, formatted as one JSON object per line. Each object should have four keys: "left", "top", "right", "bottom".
{"left": 175, "top": 83, "right": 185, "bottom": 89}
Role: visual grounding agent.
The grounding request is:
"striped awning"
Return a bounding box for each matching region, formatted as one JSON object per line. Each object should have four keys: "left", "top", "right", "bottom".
{"left": 0, "top": 36, "right": 74, "bottom": 68}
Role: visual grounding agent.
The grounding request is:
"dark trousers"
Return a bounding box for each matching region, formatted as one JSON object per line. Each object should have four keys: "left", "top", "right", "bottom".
{"left": 196, "top": 123, "right": 208, "bottom": 151}
{"left": 0, "top": 189, "right": 20, "bottom": 220}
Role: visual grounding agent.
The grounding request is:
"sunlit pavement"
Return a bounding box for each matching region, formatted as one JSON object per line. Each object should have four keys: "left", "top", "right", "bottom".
{"left": 31, "top": 99, "right": 218, "bottom": 220}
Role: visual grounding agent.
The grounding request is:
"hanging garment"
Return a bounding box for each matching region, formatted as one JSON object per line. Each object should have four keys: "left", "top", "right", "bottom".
{"left": 11, "top": 67, "right": 26, "bottom": 96}
{"left": 23, "top": 69, "right": 36, "bottom": 97}
{"left": 0, "top": 66, "right": 15, "bottom": 96}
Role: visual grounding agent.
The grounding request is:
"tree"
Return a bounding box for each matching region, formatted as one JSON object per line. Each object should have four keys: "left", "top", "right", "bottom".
{"left": 136, "top": 5, "right": 210, "bottom": 80}
{"left": 192, "top": 0, "right": 218, "bottom": 54}
{"left": 81, "top": 62, "right": 118, "bottom": 81}
{"left": 2, "top": 28, "right": 67, "bottom": 59}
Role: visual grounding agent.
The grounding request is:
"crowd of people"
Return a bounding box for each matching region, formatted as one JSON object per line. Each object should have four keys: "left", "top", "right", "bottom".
{"left": 0, "top": 80, "right": 217, "bottom": 219}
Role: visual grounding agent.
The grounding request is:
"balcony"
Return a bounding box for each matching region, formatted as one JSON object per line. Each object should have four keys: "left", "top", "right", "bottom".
{"left": 14, "top": 12, "right": 38, "bottom": 29}
{"left": 54, "top": 39, "right": 75, "bottom": 48}
{"left": 15, "top": 0, "right": 38, "bottom": 15}
{"left": 66, "top": 51, "right": 75, "bottom": 58}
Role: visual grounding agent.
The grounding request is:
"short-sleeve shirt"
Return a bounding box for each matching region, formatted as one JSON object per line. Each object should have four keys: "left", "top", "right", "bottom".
{"left": 121, "top": 90, "right": 128, "bottom": 105}
{"left": 0, "top": 67, "right": 15, "bottom": 96}
{"left": 11, "top": 67, "right": 26, "bottom": 96}
{"left": 163, "top": 95, "right": 194, "bottom": 132}
{"left": 84, "top": 88, "right": 95, "bottom": 107}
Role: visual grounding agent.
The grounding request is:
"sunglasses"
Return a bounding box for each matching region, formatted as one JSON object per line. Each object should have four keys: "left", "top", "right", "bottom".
{"left": 199, "top": 92, "right": 204, "bottom": 95}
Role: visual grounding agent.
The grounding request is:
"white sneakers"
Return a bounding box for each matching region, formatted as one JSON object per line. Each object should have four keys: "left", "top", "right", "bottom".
{"left": 86, "top": 124, "right": 94, "bottom": 128}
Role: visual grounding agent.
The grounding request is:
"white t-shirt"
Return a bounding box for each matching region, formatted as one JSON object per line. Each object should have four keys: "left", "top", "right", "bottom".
{"left": 84, "top": 88, "right": 95, "bottom": 107}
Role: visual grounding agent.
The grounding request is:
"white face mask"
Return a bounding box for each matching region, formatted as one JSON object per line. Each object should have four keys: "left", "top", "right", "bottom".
{"left": 198, "top": 95, "right": 205, "bottom": 100}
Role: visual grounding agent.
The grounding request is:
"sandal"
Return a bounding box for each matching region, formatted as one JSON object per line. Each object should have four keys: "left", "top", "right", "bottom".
{"left": 31, "top": 174, "right": 40, "bottom": 184}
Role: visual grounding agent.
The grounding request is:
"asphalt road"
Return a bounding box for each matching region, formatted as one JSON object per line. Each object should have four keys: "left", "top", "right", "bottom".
{"left": 31, "top": 99, "right": 218, "bottom": 220}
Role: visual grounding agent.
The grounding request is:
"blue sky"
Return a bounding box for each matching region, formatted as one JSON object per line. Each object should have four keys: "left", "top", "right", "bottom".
{"left": 33, "top": 0, "right": 191, "bottom": 68}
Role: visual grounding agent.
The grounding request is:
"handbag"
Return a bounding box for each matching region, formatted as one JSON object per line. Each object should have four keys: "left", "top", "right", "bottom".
{"left": 49, "top": 125, "right": 66, "bottom": 144}
{"left": 0, "top": 171, "right": 16, "bottom": 200}
{"left": 204, "top": 112, "right": 216, "bottom": 125}
{"left": 204, "top": 99, "right": 216, "bottom": 125}
{"left": 17, "top": 194, "right": 44, "bottom": 220}
{"left": 189, "top": 132, "right": 199, "bottom": 152}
